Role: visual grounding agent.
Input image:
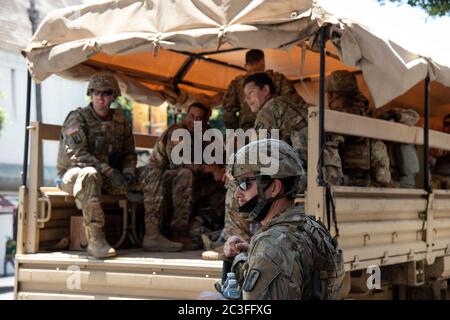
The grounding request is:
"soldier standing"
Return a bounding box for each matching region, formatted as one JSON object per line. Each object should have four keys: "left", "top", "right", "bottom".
{"left": 57, "top": 72, "right": 137, "bottom": 258}
{"left": 222, "top": 139, "right": 344, "bottom": 299}
{"left": 138, "top": 102, "right": 226, "bottom": 251}
{"left": 3, "top": 237, "right": 16, "bottom": 276}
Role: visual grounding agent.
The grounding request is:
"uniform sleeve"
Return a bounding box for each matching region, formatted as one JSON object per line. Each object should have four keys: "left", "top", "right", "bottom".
{"left": 61, "top": 111, "right": 112, "bottom": 175}
{"left": 289, "top": 111, "right": 309, "bottom": 165}
{"left": 148, "top": 128, "right": 171, "bottom": 171}
{"left": 273, "top": 72, "right": 307, "bottom": 107}
{"left": 121, "top": 118, "right": 138, "bottom": 175}
{"left": 222, "top": 78, "right": 241, "bottom": 130}
{"left": 254, "top": 107, "right": 276, "bottom": 132}
{"left": 242, "top": 237, "right": 303, "bottom": 300}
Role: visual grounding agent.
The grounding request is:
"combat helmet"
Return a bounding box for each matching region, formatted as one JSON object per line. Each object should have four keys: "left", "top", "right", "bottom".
{"left": 229, "top": 139, "right": 305, "bottom": 222}
{"left": 326, "top": 70, "right": 360, "bottom": 95}
{"left": 87, "top": 72, "right": 121, "bottom": 96}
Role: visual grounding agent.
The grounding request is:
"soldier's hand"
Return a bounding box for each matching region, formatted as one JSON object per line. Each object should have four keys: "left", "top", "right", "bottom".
{"left": 224, "top": 235, "right": 248, "bottom": 258}
{"left": 110, "top": 169, "right": 128, "bottom": 191}
{"left": 124, "top": 173, "right": 136, "bottom": 186}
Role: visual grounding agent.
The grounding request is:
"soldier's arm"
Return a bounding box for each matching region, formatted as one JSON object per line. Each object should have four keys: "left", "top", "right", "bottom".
{"left": 274, "top": 72, "right": 307, "bottom": 107}
{"left": 62, "top": 111, "right": 113, "bottom": 176}
{"left": 222, "top": 79, "right": 241, "bottom": 130}
{"left": 254, "top": 107, "right": 275, "bottom": 133}
{"left": 289, "top": 112, "right": 308, "bottom": 165}
{"left": 122, "top": 116, "right": 138, "bottom": 176}
{"left": 242, "top": 238, "right": 301, "bottom": 300}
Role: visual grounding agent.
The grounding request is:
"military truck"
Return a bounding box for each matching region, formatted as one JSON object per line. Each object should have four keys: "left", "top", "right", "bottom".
{"left": 15, "top": 0, "right": 450, "bottom": 299}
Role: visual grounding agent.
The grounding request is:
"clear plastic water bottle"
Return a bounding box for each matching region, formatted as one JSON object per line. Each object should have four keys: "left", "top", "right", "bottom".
{"left": 222, "top": 272, "right": 235, "bottom": 292}
{"left": 223, "top": 279, "right": 240, "bottom": 300}
{"left": 55, "top": 178, "right": 62, "bottom": 188}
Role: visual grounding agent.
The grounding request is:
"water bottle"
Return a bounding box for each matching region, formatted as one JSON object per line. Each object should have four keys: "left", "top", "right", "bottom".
{"left": 223, "top": 279, "right": 240, "bottom": 300}
{"left": 55, "top": 178, "right": 63, "bottom": 188}
{"left": 222, "top": 272, "right": 235, "bottom": 292}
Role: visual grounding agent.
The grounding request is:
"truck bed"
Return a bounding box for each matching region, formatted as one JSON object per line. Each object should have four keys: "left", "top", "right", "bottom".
{"left": 15, "top": 249, "right": 222, "bottom": 300}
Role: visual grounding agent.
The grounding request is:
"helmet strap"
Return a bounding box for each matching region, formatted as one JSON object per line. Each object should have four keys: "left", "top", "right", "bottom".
{"left": 239, "top": 177, "right": 295, "bottom": 222}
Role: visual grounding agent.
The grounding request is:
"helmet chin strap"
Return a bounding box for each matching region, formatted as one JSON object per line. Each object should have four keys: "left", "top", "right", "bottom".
{"left": 240, "top": 177, "right": 295, "bottom": 223}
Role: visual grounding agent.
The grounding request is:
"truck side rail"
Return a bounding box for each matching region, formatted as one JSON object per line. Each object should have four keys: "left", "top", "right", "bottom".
{"left": 307, "top": 107, "right": 450, "bottom": 272}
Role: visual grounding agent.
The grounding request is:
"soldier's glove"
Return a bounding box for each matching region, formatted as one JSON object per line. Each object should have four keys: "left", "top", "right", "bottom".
{"left": 110, "top": 169, "right": 128, "bottom": 192}
{"left": 126, "top": 191, "right": 143, "bottom": 203}
{"left": 124, "top": 173, "right": 136, "bottom": 187}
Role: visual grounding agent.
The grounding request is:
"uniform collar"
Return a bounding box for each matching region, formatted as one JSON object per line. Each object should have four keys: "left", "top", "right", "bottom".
{"left": 88, "top": 103, "right": 114, "bottom": 121}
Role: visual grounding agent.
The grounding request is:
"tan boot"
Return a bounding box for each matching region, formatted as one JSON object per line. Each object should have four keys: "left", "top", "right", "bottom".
{"left": 85, "top": 226, "right": 117, "bottom": 258}
{"left": 143, "top": 223, "right": 183, "bottom": 252}
{"left": 172, "top": 232, "right": 200, "bottom": 251}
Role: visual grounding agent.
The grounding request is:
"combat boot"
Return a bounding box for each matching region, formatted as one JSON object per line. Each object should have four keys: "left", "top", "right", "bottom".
{"left": 85, "top": 225, "right": 117, "bottom": 258}
{"left": 143, "top": 223, "right": 183, "bottom": 252}
{"left": 172, "top": 231, "right": 200, "bottom": 251}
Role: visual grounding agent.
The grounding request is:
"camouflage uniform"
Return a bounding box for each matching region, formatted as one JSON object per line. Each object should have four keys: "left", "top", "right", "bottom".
{"left": 253, "top": 95, "right": 309, "bottom": 164}
{"left": 373, "top": 106, "right": 420, "bottom": 188}
{"left": 57, "top": 104, "right": 136, "bottom": 228}
{"left": 228, "top": 139, "right": 344, "bottom": 300}
{"left": 138, "top": 123, "right": 225, "bottom": 245}
{"left": 431, "top": 150, "right": 450, "bottom": 189}
{"left": 3, "top": 238, "right": 15, "bottom": 276}
{"left": 325, "top": 70, "right": 391, "bottom": 187}
{"left": 222, "top": 70, "right": 304, "bottom": 131}
{"left": 242, "top": 205, "right": 344, "bottom": 300}
{"left": 222, "top": 95, "right": 309, "bottom": 241}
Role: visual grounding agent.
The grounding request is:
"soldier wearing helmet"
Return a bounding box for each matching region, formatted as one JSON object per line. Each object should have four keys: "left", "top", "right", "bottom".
{"left": 324, "top": 70, "right": 391, "bottom": 187}
{"left": 56, "top": 72, "right": 137, "bottom": 258}
{"left": 221, "top": 139, "right": 344, "bottom": 300}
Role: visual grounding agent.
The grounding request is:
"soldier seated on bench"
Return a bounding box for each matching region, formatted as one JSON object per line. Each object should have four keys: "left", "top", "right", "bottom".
{"left": 56, "top": 72, "right": 137, "bottom": 258}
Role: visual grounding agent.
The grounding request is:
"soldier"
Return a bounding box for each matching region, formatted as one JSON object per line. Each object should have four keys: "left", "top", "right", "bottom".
{"left": 57, "top": 72, "right": 137, "bottom": 258}
{"left": 221, "top": 51, "right": 308, "bottom": 247}
{"left": 222, "top": 49, "right": 303, "bottom": 131}
{"left": 3, "top": 237, "right": 16, "bottom": 276}
{"left": 324, "top": 70, "right": 391, "bottom": 187}
{"left": 244, "top": 72, "right": 309, "bottom": 164}
{"left": 138, "top": 102, "right": 226, "bottom": 251}
{"left": 373, "top": 105, "right": 421, "bottom": 188}
{"left": 430, "top": 114, "right": 450, "bottom": 189}
{"left": 213, "top": 72, "right": 310, "bottom": 282}
{"left": 221, "top": 139, "right": 344, "bottom": 299}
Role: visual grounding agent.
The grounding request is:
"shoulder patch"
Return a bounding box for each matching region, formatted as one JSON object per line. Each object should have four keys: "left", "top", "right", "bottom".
{"left": 243, "top": 269, "right": 261, "bottom": 292}
{"left": 65, "top": 125, "right": 80, "bottom": 136}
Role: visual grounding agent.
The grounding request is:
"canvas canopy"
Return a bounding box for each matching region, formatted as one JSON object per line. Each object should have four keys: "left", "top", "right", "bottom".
{"left": 23, "top": 0, "right": 450, "bottom": 118}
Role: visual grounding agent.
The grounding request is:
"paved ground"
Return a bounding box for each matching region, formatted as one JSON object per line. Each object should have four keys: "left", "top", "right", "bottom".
{"left": 0, "top": 276, "right": 14, "bottom": 300}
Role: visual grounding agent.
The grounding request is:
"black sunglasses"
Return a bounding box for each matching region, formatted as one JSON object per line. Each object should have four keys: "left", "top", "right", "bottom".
{"left": 235, "top": 176, "right": 272, "bottom": 191}
{"left": 91, "top": 89, "right": 114, "bottom": 97}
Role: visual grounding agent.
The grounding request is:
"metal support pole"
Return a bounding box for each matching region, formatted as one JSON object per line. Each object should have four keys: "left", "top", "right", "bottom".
{"left": 22, "top": 72, "right": 33, "bottom": 186}
{"left": 318, "top": 26, "right": 327, "bottom": 186}
{"left": 423, "top": 75, "right": 431, "bottom": 193}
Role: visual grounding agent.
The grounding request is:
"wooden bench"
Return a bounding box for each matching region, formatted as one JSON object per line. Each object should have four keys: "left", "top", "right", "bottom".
{"left": 27, "top": 121, "right": 158, "bottom": 252}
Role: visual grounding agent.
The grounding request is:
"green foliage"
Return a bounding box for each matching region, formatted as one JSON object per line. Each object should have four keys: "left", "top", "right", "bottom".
{"left": 380, "top": 0, "right": 450, "bottom": 17}
{"left": 209, "top": 107, "right": 226, "bottom": 135}
{"left": 111, "top": 96, "right": 133, "bottom": 125}
{"left": 0, "top": 91, "right": 5, "bottom": 136}
{"left": 0, "top": 107, "right": 5, "bottom": 136}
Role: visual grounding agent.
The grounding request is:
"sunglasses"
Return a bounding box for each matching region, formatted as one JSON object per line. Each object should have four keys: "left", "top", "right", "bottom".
{"left": 235, "top": 176, "right": 272, "bottom": 191}
{"left": 91, "top": 89, "right": 114, "bottom": 97}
